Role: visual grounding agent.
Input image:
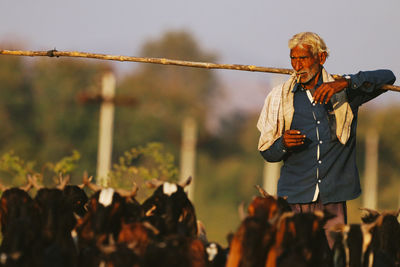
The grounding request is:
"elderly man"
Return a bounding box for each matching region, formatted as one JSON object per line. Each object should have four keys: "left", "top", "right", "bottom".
{"left": 257, "top": 32, "right": 396, "bottom": 247}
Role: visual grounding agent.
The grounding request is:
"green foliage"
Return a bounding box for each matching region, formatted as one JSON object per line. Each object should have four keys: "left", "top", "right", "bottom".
{"left": 44, "top": 150, "right": 81, "bottom": 176}
{"left": 0, "top": 150, "right": 81, "bottom": 187}
{"left": 109, "top": 142, "right": 178, "bottom": 200}
{"left": 0, "top": 151, "right": 35, "bottom": 185}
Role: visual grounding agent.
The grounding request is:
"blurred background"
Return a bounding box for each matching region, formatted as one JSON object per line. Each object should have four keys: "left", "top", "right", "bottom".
{"left": 0, "top": 0, "right": 400, "bottom": 245}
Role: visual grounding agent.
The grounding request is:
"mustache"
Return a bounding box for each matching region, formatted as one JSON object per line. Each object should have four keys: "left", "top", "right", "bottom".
{"left": 295, "top": 71, "right": 308, "bottom": 83}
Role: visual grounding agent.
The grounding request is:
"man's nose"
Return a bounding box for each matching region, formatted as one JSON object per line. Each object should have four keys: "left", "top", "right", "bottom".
{"left": 292, "top": 60, "right": 302, "bottom": 71}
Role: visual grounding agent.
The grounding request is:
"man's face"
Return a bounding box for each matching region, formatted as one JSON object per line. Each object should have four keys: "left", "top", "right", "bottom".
{"left": 290, "top": 44, "right": 323, "bottom": 84}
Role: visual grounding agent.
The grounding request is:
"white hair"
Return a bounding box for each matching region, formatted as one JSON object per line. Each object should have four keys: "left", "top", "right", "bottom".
{"left": 288, "top": 32, "right": 330, "bottom": 58}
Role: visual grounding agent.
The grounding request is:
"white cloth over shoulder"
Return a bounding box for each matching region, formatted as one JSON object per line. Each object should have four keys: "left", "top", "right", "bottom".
{"left": 257, "top": 69, "right": 354, "bottom": 151}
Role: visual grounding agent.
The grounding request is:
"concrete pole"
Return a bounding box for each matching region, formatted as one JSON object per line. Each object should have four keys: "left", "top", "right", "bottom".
{"left": 96, "top": 72, "right": 116, "bottom": 187}
{"left": 363, "top": 128, "right": 379, "bottom": 209}
{"left": 262, "top": 161, "right": 282, "bottom": 195}
{"left": 180, "top": 117, "right": 197, "bottom": 201}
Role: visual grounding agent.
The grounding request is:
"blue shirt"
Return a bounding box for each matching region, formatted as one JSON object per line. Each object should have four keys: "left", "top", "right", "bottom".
{"left": 260, "top": 70, "right": 396, "bottom": 204}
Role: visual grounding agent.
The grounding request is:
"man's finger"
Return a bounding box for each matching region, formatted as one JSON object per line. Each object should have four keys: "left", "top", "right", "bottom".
{"left": 313, "top": 91, "right": 323, "bottom": 104}
{"left": 285, "top": 135, "right": 305, "bottom": 140}
{"left": 285, "top": 140, "right": 304, "bottom": 145}
{"left": 284, "top": 140, "right": 305, "bottom": 148}
{"left": 324, "top": 90, "right": 335, "bottom": 104}
{"left": 314, "top": 87, "right": 328, "bottom": 104}
{"left": 285, "top": 130, "right": 302, "bottom": 135}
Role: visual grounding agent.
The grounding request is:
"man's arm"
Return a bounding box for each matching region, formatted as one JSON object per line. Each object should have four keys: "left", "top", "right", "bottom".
{"left": 260, "top": 130, "right": 305, "bottom": 162}
{"left": 312, "top": 69, "right": 396, "bottom": 105}
{"left": 345, "top": 70, "right": 396, "bottom": 106}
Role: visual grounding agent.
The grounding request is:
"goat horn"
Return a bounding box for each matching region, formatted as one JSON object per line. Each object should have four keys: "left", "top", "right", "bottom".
{"left": 145, "top": 178, "right": 164, "bottom": 189}
{"left": 116, "top": 180, "right": 139, "bottom": 198}
{"left": 82, "top": 171, "right": 103, "bottom": 192}
{"left": 19, "top": 177, "right": 33, "bottom": 192}
{"left": 28, "top": 174, "right": 43, "bottom": 190}
{"left": 115, "top": 184, "right": 138, "bottom": 198}
{"left": 255, "top": 184, "right": 270, "bottom": 198}
{"left": 78, "top": 171, "right": 90, "bottom": 189}
{"left": 56, "top": 173, "right": 70, "bottom": 190}
{"left": 179, "top": 176, "right": 192, "bottom": 188}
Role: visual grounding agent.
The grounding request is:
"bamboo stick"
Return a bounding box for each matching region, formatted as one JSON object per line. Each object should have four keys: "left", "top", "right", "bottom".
{"left": 1, "top": 49, "right": 399, "bottom": 92}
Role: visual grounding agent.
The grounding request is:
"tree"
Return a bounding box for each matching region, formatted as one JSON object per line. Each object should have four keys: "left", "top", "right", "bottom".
{"left": 0, "top": 55, "right": 36, "bottom": 157}
{"left": 114, "top": 30, "right": 221, "bottom": 157}
{"left": 29, "top": 58, "right": 111, "bottom": 183}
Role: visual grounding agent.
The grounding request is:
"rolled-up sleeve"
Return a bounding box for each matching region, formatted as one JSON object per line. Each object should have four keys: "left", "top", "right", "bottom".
{"left": 346, "top": 69, "right": 396, "bottom": 107}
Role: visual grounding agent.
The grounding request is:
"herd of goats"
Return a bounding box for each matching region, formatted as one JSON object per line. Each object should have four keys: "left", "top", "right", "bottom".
{"left": 0, "top": 173, "right": 398, "bottom": 267}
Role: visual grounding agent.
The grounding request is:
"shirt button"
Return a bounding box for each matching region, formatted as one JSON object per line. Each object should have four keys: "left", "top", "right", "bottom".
{"left": 319, "top": 140, "right": 323, "bottom": 144}
{"left": 318, "top": 179, "right": 321, "bottom": 183}
{"left": 317, "top": 121, "right": 320, "bottom": 124}
{"left": 318, "top": 160, "right": 322, "bottom": 164}
{"left": 312, "top": 103, "right": 316, "bottom": 106}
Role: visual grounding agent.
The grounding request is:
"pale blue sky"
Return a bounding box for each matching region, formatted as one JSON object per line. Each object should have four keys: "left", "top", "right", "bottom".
{"left": 1, "top": 0, "right": 399, "bottom": 112}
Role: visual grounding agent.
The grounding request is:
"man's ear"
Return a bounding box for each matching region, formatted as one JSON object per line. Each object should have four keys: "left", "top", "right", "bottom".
{"left": 318, "top": 52, "right": 327, "bottom": 65}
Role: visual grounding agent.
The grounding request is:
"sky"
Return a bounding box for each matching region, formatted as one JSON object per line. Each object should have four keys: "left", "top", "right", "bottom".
{"left": 1, "top": 0, "right": 400, "bottom": 114}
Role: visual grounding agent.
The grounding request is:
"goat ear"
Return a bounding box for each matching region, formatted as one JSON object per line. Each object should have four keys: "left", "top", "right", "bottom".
{"left": 359, "top": 207, "right": 380, "bottom": 215}
{"left": 180, "top": 198, "right": 198, "bottom": 237}
{"left": 359, "top": 207, "right": 380, "bottom": 223}
{"left": 329, "top": 223, "right": 346, "bottom": 232}
{"left": 395, "top": 208, "right": 400, "bottom": 219}
{"left": 327, "top": 223, "right": 347, "bottom": 241}
{"left": 238, "top": 202, "right": 246, "bottom": 221}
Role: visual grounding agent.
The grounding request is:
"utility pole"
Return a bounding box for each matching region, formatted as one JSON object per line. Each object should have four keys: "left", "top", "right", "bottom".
{"left": 262, "top": 162, "right": 281, "bottom": 195}
{"left": 96, "top": 73, "right": 116, "bottom": 187}
{"left": 363, "top": 128, "right": 379, "bottom": 209}
{"left": 180, "top": 117, "right": 197, "bottom": 201}
{"left": 78, "top": 73, "right": 137, "bottom": 187}
{"left": 261, "top": 76, "right": 285, "bottom": 195}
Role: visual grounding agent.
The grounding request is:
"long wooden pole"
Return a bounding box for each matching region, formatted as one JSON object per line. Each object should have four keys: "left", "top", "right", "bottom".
{"left": 1, "top": 49, "right": 399, "bottom": 92}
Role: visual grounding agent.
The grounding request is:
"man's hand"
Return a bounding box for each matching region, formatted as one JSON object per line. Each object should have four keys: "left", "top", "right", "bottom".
{"left": 313, "top": 78, "right": 349, "bottom": 104}
{"left": 283, "top": 130, "right": 306, "bottom": 149}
